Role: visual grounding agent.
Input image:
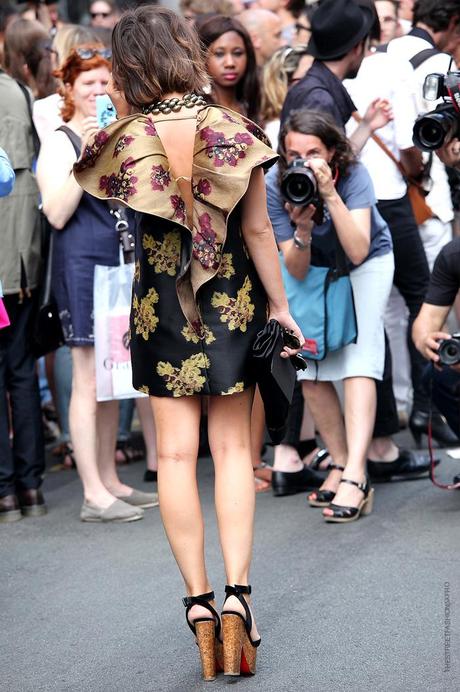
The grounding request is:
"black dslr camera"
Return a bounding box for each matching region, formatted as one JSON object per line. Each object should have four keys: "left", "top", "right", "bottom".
{"left": 437, "top": 334, "right": 460, "bottom": 366}
{"left": 280, "top": 158, "right": 320, "bottom": 207}
{"left": 413, "top": 72, "right": 460, "bottom": 151}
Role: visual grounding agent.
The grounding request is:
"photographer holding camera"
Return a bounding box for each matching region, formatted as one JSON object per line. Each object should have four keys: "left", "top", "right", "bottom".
{"left": 411, "top": 67, "right": 460, "bottom": 484}
{"left": 412, "top": 237, "right": 460, "bottom": 484}
{"left": 267, "top": 109, "right": 394, "bottom": 523}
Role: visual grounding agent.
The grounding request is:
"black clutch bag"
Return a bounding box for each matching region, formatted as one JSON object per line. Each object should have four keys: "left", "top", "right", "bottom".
{"left": 32, "top": 220, "right": 65, "bottom": 358}
{"left": 251, "top": 319, "right": 306, "bottom": 444}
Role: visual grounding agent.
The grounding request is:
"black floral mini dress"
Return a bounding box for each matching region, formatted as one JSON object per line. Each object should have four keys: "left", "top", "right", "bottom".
{"left": 74, "top": 105, "right": 277, "bottom": 397}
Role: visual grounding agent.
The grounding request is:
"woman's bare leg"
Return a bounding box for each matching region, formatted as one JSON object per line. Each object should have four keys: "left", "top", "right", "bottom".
{"left": 250, "top": 386, "right": 265, "bottom": 467}
{"left": 150, "top": 395, "right": 210, "bottom": 598}
{"left": 69, "top": 347, "right": 117, "bottom": 507}
{"left": 302, "top": 380, "right": 347, "bottom": 493}
{"left": 136, "top": 396, "right": 158, "bottom": 472}
{"left": 97, "top": 399, "right": 135, "bottom": 495}
{"left": 323, "top": 377, "right": 376, "bottom": 515}
{"left": 207, "top": 388, "right": 259, "bottom": 638}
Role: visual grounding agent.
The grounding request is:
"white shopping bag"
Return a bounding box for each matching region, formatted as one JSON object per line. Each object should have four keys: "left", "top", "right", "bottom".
{"left": 94, "top": 260, "right": 147, "bottom": 401}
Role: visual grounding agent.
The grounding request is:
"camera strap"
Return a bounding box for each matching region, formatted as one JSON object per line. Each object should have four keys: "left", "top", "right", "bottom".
{"left": 109, "top": 207, "right": 135, "bottom": 264}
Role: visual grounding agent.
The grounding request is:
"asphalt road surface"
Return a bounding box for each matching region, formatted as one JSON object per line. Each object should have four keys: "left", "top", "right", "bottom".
{"left": 2, "top": 435, "right": 459, "bottom": 692}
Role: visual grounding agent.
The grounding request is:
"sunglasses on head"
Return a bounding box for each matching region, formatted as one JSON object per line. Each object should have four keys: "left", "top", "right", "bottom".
{"left": 91, "top": 12, "right": 110, "bottom": 19}
{"left": 76, "top": 47, "right": 112, "bottom": 60}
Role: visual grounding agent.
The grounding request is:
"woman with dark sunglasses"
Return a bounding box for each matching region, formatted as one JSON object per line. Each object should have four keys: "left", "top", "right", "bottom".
{"left": 74, "top": 6, "right": 302, "bottom": 681}
{"left": 36, "top": 44, "right": 158, "bottom": 523}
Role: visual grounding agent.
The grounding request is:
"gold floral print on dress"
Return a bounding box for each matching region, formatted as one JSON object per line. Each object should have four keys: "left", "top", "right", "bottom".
{"left": 222, "top": 382, "right": 245, "bottom": 395}
{"left": 217, "top": 253, "right": 235, "bottom": 279}
{"left": 142, "top": 231, "right": 181, "bottom": 276}
{"left": 156, "top": 353, "right": 211, "bottom": 397}
{"left": 132, "top": 287, "right": 159, "bottom": 340}
{"left": 138, "top": 385, "right": 150, "bottom": 395}
{"left": 134, "top": 259, "right": 140, "bottom": 282}
{"left": 211, "top": 276, "right": 254, "bottom": 332}
{"left": 181, "top": 322, "right": 216, "bottom": 344}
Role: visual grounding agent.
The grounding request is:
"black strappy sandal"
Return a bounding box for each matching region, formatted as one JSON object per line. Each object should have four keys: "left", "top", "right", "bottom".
{"left": 183, "top": 591, "right": 223, "bottom": 681}
{"left": 324, "top": 477, "right": 374, "bottom": 523}
{"left": 221, "top": 584, "right": 261, "bottom": 676}
{"left": 308, "top": 463, "right": 345, "bottom": 507}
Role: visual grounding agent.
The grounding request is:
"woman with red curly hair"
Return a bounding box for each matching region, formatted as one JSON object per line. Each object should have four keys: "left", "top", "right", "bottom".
{"left": 36, "top": 44, "right": 158, "bottom": 522}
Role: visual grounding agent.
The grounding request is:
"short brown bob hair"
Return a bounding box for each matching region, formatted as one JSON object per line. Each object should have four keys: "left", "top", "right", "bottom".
{"left": 111, "top": 6, "right": 208, "bottom": 110}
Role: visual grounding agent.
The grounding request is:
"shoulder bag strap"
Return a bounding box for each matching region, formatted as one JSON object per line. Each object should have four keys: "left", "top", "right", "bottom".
{"left": 351, "top": 111, "right": 407, "bottom": 178}
{"left": 42, "top": 230, "right": 54, "bottom": 304}
{"left": 56, "top": 125, "right": 81, "bottom": 157}
{"left": 409, "top": 47, "right": 440, "bottom": 69}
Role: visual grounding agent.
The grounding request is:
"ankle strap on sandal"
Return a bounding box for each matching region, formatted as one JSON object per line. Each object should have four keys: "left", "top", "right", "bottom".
{"left": 340, "top": 478, "right": 368, "bottom": 493}
{"left": 182, "top": 590, "right": 215, "bottom": 608}
{"left": 327, "top": 463, "right": 345, "bottom": 472}
{"left": 183, "top": 591, "right": 221, "bottom": 638}
{"left": 224, "top": 584, "right": 251, "bottom": 597}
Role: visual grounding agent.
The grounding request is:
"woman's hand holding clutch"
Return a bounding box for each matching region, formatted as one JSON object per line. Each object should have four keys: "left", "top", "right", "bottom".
{"left": 268, "top": 309, "right": 304, "bottom": 360}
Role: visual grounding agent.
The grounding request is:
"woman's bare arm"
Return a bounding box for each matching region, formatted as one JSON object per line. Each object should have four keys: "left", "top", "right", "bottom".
{"left": 308, "top": 158, "right": 370, "bottom": 265}
{"left": 36, "top": 130, "right": 83, "bottom": 230}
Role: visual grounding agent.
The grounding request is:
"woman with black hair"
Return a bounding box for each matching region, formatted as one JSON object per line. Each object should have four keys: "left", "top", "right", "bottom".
{"left": 196, "top": 14, "right": 260, "bottom": 123}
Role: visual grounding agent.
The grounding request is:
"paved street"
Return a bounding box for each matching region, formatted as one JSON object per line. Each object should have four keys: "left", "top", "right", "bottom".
{"left": 2, "top": 434, "right": 459, "bottom": 692}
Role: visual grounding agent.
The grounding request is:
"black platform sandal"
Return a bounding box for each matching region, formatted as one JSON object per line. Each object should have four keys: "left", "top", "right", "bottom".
{"left": 308, "top": 463, "right": 345, "bottom": 507}
{"left": 324, "top": 477, "right": 374, "bottom": 523}
{"left": 221, "top": 584, "right": 261, "bottom": 676}
{"left": 183, "top": 591, "right": 223, "bottom": 681}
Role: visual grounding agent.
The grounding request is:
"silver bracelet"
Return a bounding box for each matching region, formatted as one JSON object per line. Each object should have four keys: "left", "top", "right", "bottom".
{"left": 293, "top": 231, "right": 312, "bottom": 250}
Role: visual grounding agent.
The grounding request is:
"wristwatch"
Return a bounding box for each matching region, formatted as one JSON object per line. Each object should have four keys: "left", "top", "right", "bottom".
{"left": 293, "top": 231, "right": 311, "bottom": 250}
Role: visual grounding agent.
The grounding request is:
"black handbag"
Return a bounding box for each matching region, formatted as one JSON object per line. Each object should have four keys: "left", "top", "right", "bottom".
{"left": 252, "top": 319, "right": 306, "bottom": 444}
{"left": 32, "top": 226, "right": 65, "bottom": 358}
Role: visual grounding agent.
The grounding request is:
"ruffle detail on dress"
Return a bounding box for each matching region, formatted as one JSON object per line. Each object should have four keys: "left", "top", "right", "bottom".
{"left": 74, "top": 105, "right": 278, "bottom": 329}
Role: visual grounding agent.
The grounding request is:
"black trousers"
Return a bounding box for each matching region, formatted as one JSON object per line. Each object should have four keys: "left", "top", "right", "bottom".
{"left": 422, "top": 365, "right": 460, "bottom": 437}
{"left": 0, "top": 292, "right": 45, "bottom": 497}
{"left": 374, "top": 194, "right": 431, "bottom": 437}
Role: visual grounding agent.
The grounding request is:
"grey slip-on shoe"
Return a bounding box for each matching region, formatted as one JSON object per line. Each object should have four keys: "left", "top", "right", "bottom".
{"left": 115, "top": 489, "right": 159, "bottom": 509}
{"left": 80, "top": 499, "right": 144, "bottom": 523}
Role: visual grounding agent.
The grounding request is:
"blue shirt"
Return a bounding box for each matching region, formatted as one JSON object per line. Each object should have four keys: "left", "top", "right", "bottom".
{"left": 0, "top": 147, "right": 15, "bottom": 197}
{"left": 266, "top": 161, "right": 393, "bottom": 268}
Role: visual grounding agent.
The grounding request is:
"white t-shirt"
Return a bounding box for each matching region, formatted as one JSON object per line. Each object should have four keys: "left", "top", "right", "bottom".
{"left": 264, "top": 119, "right": 280, "bottom": 149}
{"left": 33, "top": 93, "right": 63, "bottom": 144}
{"left": 387, "top": 33, "right": 454, "bottom": 224}
{"left": 345, "top": 51, "right": 418, "bottom": 200}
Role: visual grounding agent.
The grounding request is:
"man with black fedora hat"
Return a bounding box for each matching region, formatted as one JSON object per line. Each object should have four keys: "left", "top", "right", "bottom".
{"left": 281, "top": 0, "right": 391, "bottom": 149}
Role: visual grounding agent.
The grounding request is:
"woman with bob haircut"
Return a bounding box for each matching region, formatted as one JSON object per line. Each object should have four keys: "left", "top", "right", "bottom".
{"left": 36, "top": 44, "right": 158, "bottom": 523}
{"left": 266, "top": 109, "right": 394, "bottom": 523}
{"left": 74, "top": 5, "right": 302, "bottom": 681}
{"left": 196, "top": 13, "right": 261, "bottom": 123}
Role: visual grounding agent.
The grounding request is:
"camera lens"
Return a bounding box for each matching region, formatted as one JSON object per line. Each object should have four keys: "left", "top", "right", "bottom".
{"left": 438, "top": 338, "right": 460, "bottom": 366}
{"left": 280, "top": 162, "right": 317, "bottom": 206}
{"left": 413, "top": 107, "right": 457, "bottom": 151}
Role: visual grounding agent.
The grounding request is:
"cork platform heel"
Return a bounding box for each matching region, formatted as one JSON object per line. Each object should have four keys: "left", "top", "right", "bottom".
{"left": 221, "top": 585, "right": 261, "bottom": 676}
{"left": 183, "top": 591, "right": 223, "bottom": 681}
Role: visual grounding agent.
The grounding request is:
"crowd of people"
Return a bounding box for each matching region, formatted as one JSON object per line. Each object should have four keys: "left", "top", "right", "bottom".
{"left": 0, "top": 0, "right": 460, "bottom": 521}
{"left": 2, "top": 0, "right": 460, "bottom": 681}
{"left": 1, "top": 0, "right": 460, "bottom": 520}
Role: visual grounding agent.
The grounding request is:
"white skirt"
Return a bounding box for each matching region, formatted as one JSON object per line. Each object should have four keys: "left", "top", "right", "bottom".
{"left": 298, "top": 252, "right": 395, "bottom": 382}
